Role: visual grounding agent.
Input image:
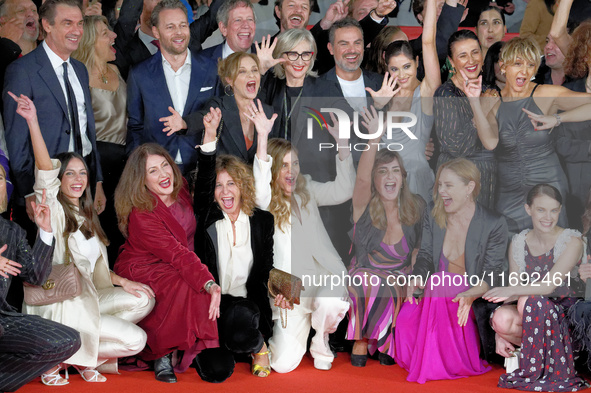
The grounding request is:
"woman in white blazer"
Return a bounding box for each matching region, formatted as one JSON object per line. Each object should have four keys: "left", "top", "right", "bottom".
{"left": 250, "top": 100, "right": 353, "bottom": 372}
{"left": 11, "top": 93, "right": 155, "bottom": 385}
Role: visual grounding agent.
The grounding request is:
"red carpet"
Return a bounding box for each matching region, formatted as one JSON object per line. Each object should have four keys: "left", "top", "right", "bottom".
{"left": 19, "top": 355, "right": 510, "bottom": 393}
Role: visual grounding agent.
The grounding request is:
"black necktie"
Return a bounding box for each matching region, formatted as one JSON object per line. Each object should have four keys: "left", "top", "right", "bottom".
{"left": 62, "top": 62, "right": 82, "bottom": 154}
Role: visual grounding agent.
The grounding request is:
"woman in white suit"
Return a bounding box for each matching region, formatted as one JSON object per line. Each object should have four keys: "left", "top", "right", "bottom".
{"left": 250, "top": 100, "right": 353, "bottom": 372}
{"left": 11, "top": 92, "right": 155, "bottom": 385}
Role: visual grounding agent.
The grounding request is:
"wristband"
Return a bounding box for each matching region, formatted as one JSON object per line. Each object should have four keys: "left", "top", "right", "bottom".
{"left": 554, "top": 114, "right": 562, "bottom": 127}
{"left": 204, "top": 280, "right": 215, "bottom": 293}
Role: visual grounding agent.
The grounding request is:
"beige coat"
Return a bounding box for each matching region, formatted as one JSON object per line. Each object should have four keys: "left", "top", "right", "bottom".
{"left": 24, "top": 160, "right": 114, "bottom": 368}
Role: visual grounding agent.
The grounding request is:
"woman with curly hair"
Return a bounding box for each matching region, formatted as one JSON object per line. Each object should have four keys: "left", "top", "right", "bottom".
{"left": 192, "top": 103, "right": 275, "bottom": 382}
{"left": 563, "top": 21, "right": 591, "bottom": 92}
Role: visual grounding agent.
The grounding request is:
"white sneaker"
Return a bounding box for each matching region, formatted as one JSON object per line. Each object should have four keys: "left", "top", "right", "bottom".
{"left": 314, "top": 359, "right": 332, "bottom": 371}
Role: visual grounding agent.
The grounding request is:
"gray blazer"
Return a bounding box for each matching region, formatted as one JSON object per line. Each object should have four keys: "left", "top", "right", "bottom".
{"left": 413, "top": 202, "right": 508, "bottom": 289}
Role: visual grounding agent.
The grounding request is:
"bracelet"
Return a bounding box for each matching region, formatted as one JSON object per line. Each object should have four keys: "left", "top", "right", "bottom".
{"left": 371, "top": 8, "right": 387, "bottom": 18}
{"left": 204, "top": 280, "right": 215, "bottom": 293}
{"left": 554, "top": 113, "right": 562, "bottom": 127}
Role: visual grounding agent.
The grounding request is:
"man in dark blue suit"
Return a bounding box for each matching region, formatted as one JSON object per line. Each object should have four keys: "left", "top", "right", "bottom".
{"left": 2, "top": 0, "right": 105, "bottom": 239}
{"left": 126, "top": 0, "right": 220, "bottom": 175}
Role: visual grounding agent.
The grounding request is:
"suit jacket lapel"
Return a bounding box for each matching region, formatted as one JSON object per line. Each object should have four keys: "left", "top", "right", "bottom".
{"left": 222, "top": 96, "right": 249, "bottom": 161}
{"left": 433, "top": 223, "right": 445, "bottom": 271}
{"left": 206, "top": 223, "right": 219, "bottom": 280}
{"left": 149, "top": 53, "right": 174, "bottom": 110}
{"left": 183, "top": 56, "right": 209, "bottom": 115}
{"left": 465, "top": 204, "right": 483, "bottom": 269}
{"left": 35, "top": 47, "right": 69, "bottom": 118}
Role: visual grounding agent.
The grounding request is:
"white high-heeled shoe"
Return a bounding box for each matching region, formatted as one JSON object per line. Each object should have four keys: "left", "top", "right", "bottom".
{"left": 72, "top": 365, "right": 107, "bottom": 382}
{"left": 41, "top": 364, "right": 69, "bottom": 386}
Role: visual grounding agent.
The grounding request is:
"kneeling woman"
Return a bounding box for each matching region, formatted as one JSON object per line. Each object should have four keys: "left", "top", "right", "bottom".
{"left": 114, "top": 141, "right": 221, "bottom": 383}
{"left": 253, "top": 108, "right": 352, "bottom": 372}
{"left": 12, "top": 93, "right": 155, "bottom": 385}
{"left": 192, "top": 110, "right": 275, "bottom": 382}
{"left": 395, "top": 158, "right": 508, "bottom": 383}
{"left": 485, "top": 184, "right": 588, "bottom": 391}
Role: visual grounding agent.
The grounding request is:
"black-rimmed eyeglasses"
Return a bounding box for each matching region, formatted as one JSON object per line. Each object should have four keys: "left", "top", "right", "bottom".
{"left": 283, "top": 51, "right": 314, "bottom": 61}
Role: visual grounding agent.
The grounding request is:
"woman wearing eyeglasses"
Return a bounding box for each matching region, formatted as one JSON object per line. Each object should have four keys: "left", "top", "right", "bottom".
{"left": 255, "top": 29, "right": 318, "bottom": 141}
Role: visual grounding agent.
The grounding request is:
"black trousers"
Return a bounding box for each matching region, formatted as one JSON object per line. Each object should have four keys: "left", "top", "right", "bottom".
{"left": 0, "top": 313, "right": 81, "bottom": 392}
{"left": 96, "top": 141, "right": 126, "bottom": 268}
{"left": 194, "top": 295, "right": 264, "bottom": 383}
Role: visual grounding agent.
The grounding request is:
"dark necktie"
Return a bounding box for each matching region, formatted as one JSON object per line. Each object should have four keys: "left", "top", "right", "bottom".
{"left": 62, "top": 62, "right": 82, "bottom": 154}
{"left": 151, "top": 39, "right": 160, "bottom": 50}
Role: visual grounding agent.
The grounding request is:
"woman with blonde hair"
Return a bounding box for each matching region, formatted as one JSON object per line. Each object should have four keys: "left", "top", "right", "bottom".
{"left": 253, "top": 111, "right": 353, "bottom": 372}
{"left": 255, "top": 28, "right": 318, "bottom": 140}
{"left": 114, "top": 138, "right": 221, "bottom": 383}
{"left": 11, "top": 92, "right": 155, "bottom": 385}
{"left": 72, "top": 14, "right": 128, "bottom": 265}
{"left": 160, "top": 52, "right": 279, "bottom": 164}
{"left": 344, "top": 107, "right": 425, "bottom": 367}
{"left": 395, "top": 158, "right": 508, "bottom": 383}
{"left": 191, "top": 104, "right": 275, "bottom": 382}
{"left": 467, "top": 36, "right": 591, "bottom": 235}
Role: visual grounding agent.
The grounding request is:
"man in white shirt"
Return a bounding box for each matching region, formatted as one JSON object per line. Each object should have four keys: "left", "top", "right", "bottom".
{"left": 2, "top": 0, "right": 105, "bottom": 241}
{"left": 126, "top": 0, "right": 220, "bottom": 175}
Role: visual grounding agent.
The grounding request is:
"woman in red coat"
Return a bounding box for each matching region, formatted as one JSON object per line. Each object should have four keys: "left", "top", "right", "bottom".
{"left": 114, "top": 141, "right": 221, "bottom": 384}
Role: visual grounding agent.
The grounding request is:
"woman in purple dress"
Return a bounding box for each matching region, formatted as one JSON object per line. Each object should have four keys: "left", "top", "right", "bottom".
{"left": 395, "top": 158, "right": 508, "bottom": 383}
{"left": 485, "top": 184, "right": 589, "bottom": 391}
{"left": 347, "top": 107, "right": 425, "bottom": 367}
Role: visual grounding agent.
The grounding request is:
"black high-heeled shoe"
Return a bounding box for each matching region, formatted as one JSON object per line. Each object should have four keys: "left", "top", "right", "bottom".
{"left": 378, "top": 352, "right": 396, "bottom": 366}
{"left": 154, "top": 353, "right": 177, "bottom": 383}
{"left": 350, "top": 353, "right": 367, "bottom": 367}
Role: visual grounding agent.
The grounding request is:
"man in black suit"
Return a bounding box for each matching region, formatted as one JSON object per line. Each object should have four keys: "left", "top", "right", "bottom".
{"left": 0, "top": 163, "right": 81, "bottom": 392}
{"left": 2, "top": 0, "right": 105, "bottom": 240}
{"left": 113, "top": 0, "right": 223, "bottom": 79}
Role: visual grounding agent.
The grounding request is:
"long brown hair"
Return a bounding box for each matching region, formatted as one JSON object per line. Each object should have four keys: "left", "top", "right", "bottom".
{"left": 267, "top": 138, "right": 310, "bottom": 232}
{"left": 216, "top": 155, "right": 256, "bottom": 216}
{"left": 431, "top": 158, "right": 481, "bottom": 228}
{"left": 56, "top": 152, "right": 109, "bottom": 245}
{"left": 115, "top": 144, "right": 183, "bottom": 237}
{"left": 369, "top": 150, "right": 423, "bottom": 229}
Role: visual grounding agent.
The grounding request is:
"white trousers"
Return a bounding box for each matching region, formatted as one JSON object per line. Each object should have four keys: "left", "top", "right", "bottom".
{"left": 269, "top": 294, "right": 349, "bottom": 373}
{"left": 96, "top": 287, "right": 154, "bottom": 368}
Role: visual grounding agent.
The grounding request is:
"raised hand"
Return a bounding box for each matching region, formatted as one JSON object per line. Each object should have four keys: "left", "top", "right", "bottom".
{"left": 326, "top": 111, "right": 349, "bottom": 147}
{"left": 522, "top": 108, "right": 559, "bottom": 131}
{"left": 0, "top": 244, "right": 21, "bottom": 279}
{"left": 246, "top": 99, "right": 278, "bottom": 137}
{"left": 255, "top": 35, "right": 285, "bottom": 75}
{"left": 375, "top": 0, "right": 397, "bottom": 17}
{"left": 459, "top": 69, "right": 482, "bottom": 98}
{"left": 365, "top": 73, "right": 400, "bottom": 109}
{"left": 160, "top": 106, "right": 187, "bottom": 136}
{"left": 203, "top": 107, "right": 222, "bottom": 144}
{"left": 320, "top": 0, "right": 348, "bottom": 29}
{"left": 0, "top": 17, "right": 24, "bottom": 44}
{"left": 360, "top": 105, "right": 386, "bottom": 141}
{"left": 8, "top": 91, "right": 37, "bottom": 123}
{"left": 85, "top": 1, "right": 102, "bottom": 16}
{"left": 32, "top": 189, "right": 52, "bottom": 233}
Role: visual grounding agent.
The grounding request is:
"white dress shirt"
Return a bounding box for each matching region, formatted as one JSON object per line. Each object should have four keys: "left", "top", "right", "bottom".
{"left": 216, "top": 210, "right": 253, "bottom": 298}
{"left": 42, "top": 41, "right": 92, "bottom": 157}
{"left": 162, "top": 50, "right": 192, "bottom": 164}
{"left": 221, "top": 41, "right": 252, "bottom": 60}
{"left": 138, "top": 28, "right": 159, "bottom": 55}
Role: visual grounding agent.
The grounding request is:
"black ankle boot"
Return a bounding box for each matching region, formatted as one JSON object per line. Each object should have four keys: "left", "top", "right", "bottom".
{"left": 350, "top": 353, "right": 367, "bottom": 367}
{"left": 154, "top": 354, "right": 177, "bottom": 383}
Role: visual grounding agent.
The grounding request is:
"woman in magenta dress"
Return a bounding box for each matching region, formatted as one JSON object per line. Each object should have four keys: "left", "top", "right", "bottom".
{"left": 114, "top": 141, "right": 221, "bottom": 383}
{"left": 485, "top": 184, "right": 589, "bottom": 391}
{"left": 395, "top": 158, "right": 508, "bottom": 383}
